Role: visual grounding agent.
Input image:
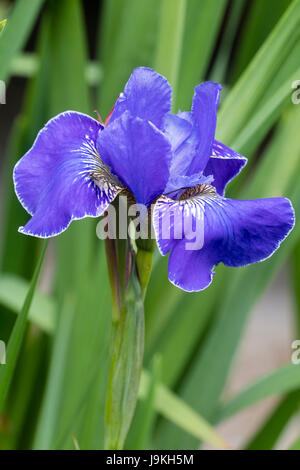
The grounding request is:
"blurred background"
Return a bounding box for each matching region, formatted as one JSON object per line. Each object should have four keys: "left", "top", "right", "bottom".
{"left": 0, "top": 0, "right": 300, "bottom": 450}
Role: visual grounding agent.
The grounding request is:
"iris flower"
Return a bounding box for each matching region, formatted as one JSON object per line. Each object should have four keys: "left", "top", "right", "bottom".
{"left": 14, "top": 67, "right": 295, "bottom": 292}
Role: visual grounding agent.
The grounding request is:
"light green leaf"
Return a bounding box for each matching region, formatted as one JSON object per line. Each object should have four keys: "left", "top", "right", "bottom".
{"left": 155, "top": 0, "right": 186, "bottom": 102}
{"left": 290, "top": 435, "right": 300, "bottom": 450}
{"left": 231, "top": 0, "right": 291, "bottom": 82}
{"left": 33, "top": 294, "right": 76, "bottom": 449}
{"left": 217, "top": 0, "right": 300, "bottom": 145}
{"left": 0, "top": 274, "right": 55, "bottom": 334}
{"left": 126, "top": 355, "right": 161, "bottom": 450}
{"left": 139, "top": 370, "right": 228, "bottom": 449}
{"left": 218, "top": 365, "right": 300, "bottom": 422}
{"left": 0, "top": 0, "right": 44, "bottom": 82}
{"left": 230, "top": 65, "right": 300, "bottom": 156}
{"left": 176, "top": 0, "right": 227, "bottom": 110}
{"left": 0, "top": 241, "right": 48, "bottom": 414}
{"left": 98, "top": 0, "right": 160, "bottom": 116}
{"left": 0, "top": 19, "right": 7, "bottom": 33}
{"left": 246, "top": 390, "right": 300, "bottom": 450}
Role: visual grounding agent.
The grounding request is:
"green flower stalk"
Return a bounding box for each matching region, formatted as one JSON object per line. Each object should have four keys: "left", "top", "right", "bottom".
{"left": 104, "top": 238, "right": 146, "bottom": 450}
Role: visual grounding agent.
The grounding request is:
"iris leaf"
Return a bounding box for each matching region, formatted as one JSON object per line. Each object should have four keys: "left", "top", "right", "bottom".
{"left": 217, "top": 0, "right": 300, "bottom": 145}
{"left": 0, "top": 0, "right": 44, "bottom": 82}
{"left": 33, "top": 294, "right": 76, "bottom": 449}
{"left": 0, "top": 19, "right": 7, "bottom": 33}
{"left": 245, "top": 390, "right": 300, "bottom": 450}
{"left": 176, "top": 0, "right": 227, "bottom": 110}
{"left": 0, "top": 274, "right": 55, "bottom": 334}
{"left": 217, "top": 365, "right": 300, "bottom": 422}
{"left": 139, "top": 370, "right": 228, "bottom": 449}
{"left": 126, "top": 355, "right": 161, "bottom": 450}
{"left": 231, "top": 0, "right": 292, "bottom": 82}
{"left": 0, "top": 241, "right": 48, "bottom": 414}
{"left": 98, "top": 0, "right": 160, "bottom": 116}
{"left": 290, "top": 435, "right": 300, "bottom": 450}
{"left": 155, "top": 0, "right": 187, "bottom": 103}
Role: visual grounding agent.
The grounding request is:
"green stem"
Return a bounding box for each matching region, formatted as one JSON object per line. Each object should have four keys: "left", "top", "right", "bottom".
{"left": 105, "top": 251, "right": 144, "bottom": 450}
{"left": 105, "top": 238, "right": 121, "bottom": 322}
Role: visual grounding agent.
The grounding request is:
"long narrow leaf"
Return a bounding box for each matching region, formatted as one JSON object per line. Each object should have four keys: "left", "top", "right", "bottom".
{"left": 0, "top": 0, "right": 45, "bottom": 82}
{"left": 218, "top": 365, "right": 300, "bottom": 422}
{"left": 217, "top": 0, "right": 300, "bottom": 144}
{"left": 0, "top": 241, "right": 48, "bottom": 413}
{"left": 139, "top": 370, "right": 228, "bottom": 450}
{"left": 155, "top": 0, "right": 186, "bottom": 103}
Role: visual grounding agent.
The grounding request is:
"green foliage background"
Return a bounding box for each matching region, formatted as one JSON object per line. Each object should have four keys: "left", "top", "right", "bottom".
{"left": 0, "top": 0, "right": 300, "bottom": 450}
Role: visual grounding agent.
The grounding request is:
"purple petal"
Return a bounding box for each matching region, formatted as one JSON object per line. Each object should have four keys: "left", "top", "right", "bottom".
{"left": 163, "top": 83, "right": 222, "bottom": 185}
{"left": 187, "top": 82, "right": 222, "bottom": 174}
{"left": 110, "top": 67, "right": 172, "bottom": 129}
{"left": 153, "top": 186, "right": 295, "bottom": 291}
{"left": 163, "top": 113, "right": 195, "bottom": 177}
{"left": 98, "top": 111, "right": 172, "bottom": 206}
{"left": 203, "top": 140, "right": 247, "bottom": 196}
{"left": 14, "top": 111, "right": 122, "bottom": 237}
{"left": 164, "top": 172, "right": 214, "bottom": 194}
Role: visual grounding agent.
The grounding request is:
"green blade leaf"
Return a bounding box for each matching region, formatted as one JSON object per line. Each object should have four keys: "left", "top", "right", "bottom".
{"left": 98, "top": 0, "right": 160, "bottom": 116}
{"left": 217, "top": 0, "right": 300, "bottom": 145}
{"left": 0, "top": 0, "right": 45, "bottom": 82}
{"left": 139, "top": 370, "right": 228, "bottom": 449}
{"left": 231, "top": 0, "right": 291, "bottom": 82}
{"left": 210, "top": 0, "right": 247, "bottom": 84}
{"left": 230, "top": 65, "right": 300, "bottom": 156}
{"left": 218, "top": 365, "right": 300, "bottom": 422}
{"left": 176, "top": 0, "right": 227, "bottom": 110}
{"left": 155, "top": 0, "right": 186, "bottom": 102}
{"left": 290, "top": 435, "right": 300, "bottom": 450}
{"left": 0, "top": 274, "right": 55, "bottom": 334}
{"left": 37, "top": 245, "right": 111, "bottom": 451}
{"left": 246, "top": 390, "right": 300, "bottom": 450}
{"left": 0, "top": 241, "right": 48, "bottom": 414}
{"left": 125, "top": 355, "right": 161, "bottom": 450}
{"left": 0, "top": 19, "right": 7, "bottom": 33}
{"left": 33, "top": 294, "right": 76, "bottom": 450}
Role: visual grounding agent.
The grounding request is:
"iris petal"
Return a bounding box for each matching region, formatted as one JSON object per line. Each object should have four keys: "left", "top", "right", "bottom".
{"left": 187, "top": 81, "right": 222, "bottom": 174}
{"left": 110, "top": 67, "right": 172, "bottom": 129}
{"left": 14, "top": 112, "right": 123, "bottom": 238}
{"left": 163, "top": 113, "right": 195, "bottom": 178}
{"left": 163, "top": 83, "right": 222, "bottom": 188}
{"left": 153, "top": 185, "right": 295, "bottom": 291}
{"left": 203, "top": 140, "right": 247, "bottom": 195}
{"left": 98, "top": 111, "right": 172, "bottom": 207}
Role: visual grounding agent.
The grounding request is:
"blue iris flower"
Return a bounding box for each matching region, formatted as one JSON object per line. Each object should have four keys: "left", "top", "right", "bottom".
{"left": 13, "top": 67, "right": 295, "bottom": 292}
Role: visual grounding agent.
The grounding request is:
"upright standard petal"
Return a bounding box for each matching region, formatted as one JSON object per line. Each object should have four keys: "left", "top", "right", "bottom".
{"left": 163, "top": 113, "right": 194, "bottom": 178}
{"left": 163, "top": 83, "right": 222, "bottom": 185}
{"left": 187, "top": 82, "right": 222, "bottom": 174}
{"left": 110, "top": 67, "right": 172, "bottom": 129}
{"left": 153, "top": 184, "right": 295, "bottom": 291}
{"left": 14, "top": 112, "right": 123, "bottom": 237}
{"left": 203, "top": 140, "right": 247, "bottom": 196}
{"left": 98, "top": 111, "right": 172, "bottom": 207}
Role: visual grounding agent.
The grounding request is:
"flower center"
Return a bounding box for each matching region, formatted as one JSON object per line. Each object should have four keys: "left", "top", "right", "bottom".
{"left": 179, "top": 184, "right": 217, "bottom": 201}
